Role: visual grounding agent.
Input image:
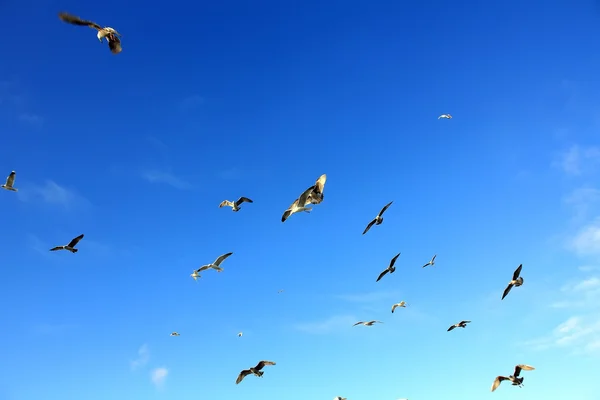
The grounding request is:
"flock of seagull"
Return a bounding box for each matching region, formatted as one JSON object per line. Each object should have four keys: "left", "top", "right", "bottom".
{"left": 1, "top": 12, "right": 537, "bottom": 398}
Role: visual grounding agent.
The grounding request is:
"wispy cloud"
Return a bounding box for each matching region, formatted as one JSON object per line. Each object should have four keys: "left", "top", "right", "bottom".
{"left": 0, "top": 79, "right": 43, "bottom": 127}
{"left": 150, "top": 367, "right": 169, "bottom": 387}
{"left": 293, "top": 314, "right": 357, "bottom": 334}
{"left": 130, "top": 344, "right": 150, "bottom": 370}
{"left": 141, "top": 170, "right": 192, "bottom": 190}
{"left": 17, "top": 180, "right": 90, "bottom": 210}
{"left": 563, "top": 187, "right": 600, "bottom": 222}
{"left": 333, "top": 290, "right": 400, "bottom": 303}
{"left": 555, "top": 144, "right": 600, "bottom": 176}
{"left": 569, "top": 218, "right": 600, "bottom": 256}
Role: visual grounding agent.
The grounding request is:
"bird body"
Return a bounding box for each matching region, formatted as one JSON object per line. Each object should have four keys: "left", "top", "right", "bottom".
{"left": 353, "top": 320, "right": 383, "bottom": 326}
{"left": 391, "top": 301, "right": 408, "bottom": 313}
{"left": 447, "top": 320, "right": 471, "bottom": 331}
{"left": 219, "top": 196, "right": 253, "bottom": 212}
{"left": 50, "top": 234, "right": 84, "bottom": 253}
{"left": 1, "top": 171, "right": 17, "bottom": 192}
{"left": 438, "top": 114, "right": 452, "bottom": 119}
{"left": 491, "top": 364, "right": 535, "bottom": 392}
{"left": 236, "top": 360, "right": 276, "bottom": 384}
{"left": 170, "top": 332, "right": 180, "bottom": 336}
{"left": 192, "top": 252, "right": 233, "bottom": 279}
{"left": 376, "top": 253, "right": 401, "bottom": 282}
{"left": 363, "top": 201, "right": 393, "bottom": 235}
{"left": 58, "top": 12, "right": 123, "bottom": 54}
{"left": 238, "top": 332, "right": 243, "bottom": 337}
{"left": 502, "top": 264, "right": 524, "bottom": 300}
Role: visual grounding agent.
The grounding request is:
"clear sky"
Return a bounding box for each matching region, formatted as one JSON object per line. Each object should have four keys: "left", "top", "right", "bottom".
{"left": 1, "top": 0, "right": 600, "bottom": 399}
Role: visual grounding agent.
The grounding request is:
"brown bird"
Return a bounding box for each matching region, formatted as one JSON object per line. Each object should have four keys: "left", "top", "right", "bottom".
{"left": 50, "top": 234, "right": 84, "bottom": 253}
{"left": 362, "top": 201, "right": 393, "bottom": 235}
{"left": 491, "top": 364, "right": 535, "bottom": 392}
{"left": 58, "top": 12, "right": 123, "bottom": 54}
{"left": 235, "top": 360, "right": 276, "bottom": 384}
{"left": 502, "top": 264, "right": 524, "bottom": 300}
{"left": 447, "top": 320, "right": 471, "bottom": 331}
{"left": 353, "top": 320, "right": 383, "bottom": 326}
{"left": 376, "top": 253, "right": 401, "bottom": 282}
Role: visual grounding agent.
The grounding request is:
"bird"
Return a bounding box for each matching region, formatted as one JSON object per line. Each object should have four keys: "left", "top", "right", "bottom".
{"left": 376, "top": 253, "right": 401, "bottom": 282}
{"left": 170, "top": 332, "right": 180, "bottom": 336}
{"left": 49, "top": 234, "right": 84, "bottom": 253}
{"left": 277, "top": 289, "right": 284, "bottom": 294}
{"left": 191, "top": 252, "right": 234, "bottom": 279}
{"left": 502, "top": 264, "right": 524, "bottom": 300}
{"left": 235, "top": 360, "right": 276, "bottom": 384}
{"left": 281, "top": 185, "right": 315, "bottom": 222}
{"left": 306, "top": 174, "right": 327, "bottom": 205}
{"left": 1, "top": 171, "right": 17, "bottom": 192}
{"left": 447, "top": 320, "right": 471, "bottom": 331}
{"left": 391, "top": 301, "right": 408, "bottom": 313}
{"left": 438, "top": 114, "right": 452, "bottom": 119}
{"left": 353, "top": 320, "right": 383, "bottom": 326}
{"left": 238, "top": 332, "right": 243, "bottom": 337}
{"left": 491, "top": 364, "right": 535, "bottom": 392}
{"left": 422, "top": 254, "right": 437, "bottom": 268}
{"left": 219, "top": 197, "right": 253, "bottom": 212}
{"left": 333, "top": 397, "right": 347, "bottom": 400}
{"left": 58, "top": 12, "right": 123, "bottom": 54}
{"left": 362, "top": 201, "right": 393, "bottom": 235}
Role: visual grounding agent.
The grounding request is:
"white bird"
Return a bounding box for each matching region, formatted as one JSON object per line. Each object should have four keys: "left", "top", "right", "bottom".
{"left": 502, "top": 264, "right": 524, "bottom": 300}
{"left": 422, "top": 254, "right": 437, "bottom": 268}
{"left": 58, "top": 12, "right": 123, "bottom": 54}
{"left": 1, "top": 171, "right": 17, "bottom": 192}
{"left": 170, "top": 332, "right": 180, "bottom": 336}
{"left": 238, "top": 332, "right": 243, "bottom": 337}
{"left": 353, "top": 320, "right": 383, "bottom": 326}
{"left": 281, "top": 185, "right": 315, "bottom": 222}
{"left": 191, "top": 252, "right": 233, "bottom": 280}
{"left": 362, "top": 201, "right": 393, "bottom": 235}
{"left": 438, "top": 114, "right": 452, "bottom": 119}
{"left": 391, "top": 301, "right": 408, "bottom": 313}
{"left": 50, "top": 234, "right": 84, "bottom": 253}
{"left": 219, "top": 196, "right": 253, "bottom": 212}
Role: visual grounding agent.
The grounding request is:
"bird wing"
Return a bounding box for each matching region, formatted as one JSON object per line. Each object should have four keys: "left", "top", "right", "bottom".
{"left": 236, "top": 197, "right": 253, "bottom": 205}
{"left": 447, "top": 325, "right": 456, "bottom": 331}
{"left": 431, "top": 254, "right": 437, "bottom": 263}
{"left": 391, "top": 304, "right": 398, "bottom": 313}
{"left": 58, "top": 12, "right": 103, "bottom": 30}
{"left": 378, "top": 201, "right": 393, "bottom": 217}
{"left": 214, "top": 252, "right": 233, "bottom": 266}
{"left": 352, "top": 321, "right": 364, "bottom": 326}
{"left": 281, "top": 208, "right": 293, "bottom": 222}
{"left": 491, "top": 376, "right": 507, "bottom": 392}
{"left": 376, "top": 269, "right": 389, "bottom": 282}
{"left": 297, "top": 185, "right": 315, "bottom": 207}
{"left": 514, "top": 364, "right": 534, "bottom": 376}
{"left": 501, "top": 283, "right": 514, "bottom": 300}
{"left": 314, "top": 174, "right": 326, "bottom": 192}
{"left": 255, "top": 360, "right": 276, "bottom": 370}
{"left": 49, "top": 246, "right": 64, "bottom": 251}
{"left": 107, "top": 34, "right": 122, "bottom": 54}
{"left": 421, "top": 261, "right": 431, "bottom": 268}
{"left": 362, "top": 219, "right": 376, "bottom": 235}
{"left": 438, "top": 115, "right": 443, "bottom": 119}
{"left": 389, "top": 252, "right": 401, "bottom": 268}
{"left": 512, "top": 264, "right": 523, "bottom": 280}
{"left": 5, "top": 171, "right": 15, "bottom": 187}
{"left": 219, "top": 200, "right": 233, "bottom": 208}
{"left": 197, "top": 265, "right": 210, "bottom": 272}
{"left": 67, "top": 234, "right": 84, "bottom": 248}
{"left": 236, "top": 369, "right": 252, "bottom": 384}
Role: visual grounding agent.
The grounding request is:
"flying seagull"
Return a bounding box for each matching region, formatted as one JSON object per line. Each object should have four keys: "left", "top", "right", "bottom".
{"left": 447, "top": 320, "right": 471, "bottom": 331}
{"left": 277, "top": 289, "right": 284, "bottom": 293}
{"left": 58, "top": 12, "right": 123, "bottom": 54}
{"left": 50, "top": 234, "right": 84, "bottom": 253}
{"left": 219, "top": 197, "right": 253, "bottom": 212}
{"left": 333, "top": 397, "right": 347, "bottom": 400}
{"left": 1, "top": 171, "right": 17, "bottom": 192}
{"left": 281, "top": 185, "right": 315, "bottom": 222}
{"left": 170, "top": 332, "right": 180, "bottom": 336}
{"left": 438, "top": 114, "right": 452, "bottom": 119}
{"left": 376, "top": 253, "right": 401, "bottom": 282}
{"left": 306, "top": 174, "right": 327, "bottom": 205}
{"left": 238, "top": 332, "right": 243, "bottom": 337}
{"left": 353, "top": 320, "right": 383, "bottom": 326}
{"left": 191, "top": 252, "right": 233, "bottom": 279}
{"left": 362, "top": 201, "right": 393, "bottom": 235}
{"left": 235, "top": 360, "right": 276, "bottom": 384}
{"left": 391, "top": 301, "right": 408, "bottom": 313}
{"left": 502, "top": 264, "right": 524, "bottom": 300}
{"left": 491, "top": 364, "right": 535, "bottom": 392}
{"left": 422, "top": 254, "right": 437, "bottom": 268}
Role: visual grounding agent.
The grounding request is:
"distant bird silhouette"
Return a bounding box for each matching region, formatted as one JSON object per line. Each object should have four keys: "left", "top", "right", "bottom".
{"left": 170, "top": 332, "right": 180, "bottom": 336}
{"left": 333, "top": 397, "right": 347, "bottom": 400}
{"left": 422, "top": 254, "right": 437, "bottom": 268}
{"left": 191, "top": 252, "right": 233, "bottom": 280}
{"left": 50, "top": 234, "right": 84, "bottom": 253}
{"left": 376, "top": 253, "right": 401, "bottom": 282}
{"left": 491, "top": 364, "right": 535, "bottom": 392}
{"left": 391, "top": 301, "right": 408, "bottom": 313}
{"left": 1, "top": 171, "right": 17, "bottom": 192}
{"left": 363, "top": 201, "right": 393, "bottom": 235}
{"left": 58, "top": 12, "right": 123, "bottom": 54}
{"left": 236, "top": 360, "right": 276, "bottom": 384}
{"left": 353, "top": 320, "right": 383, "bottom": 327}
{"left": 438, "top": 114, "right": 452, "bottom": 119}
{"left": 219, "top": 197, "right": 253, "bottom": 212}
{"left": 281, "top": 185, "right": 315, "bottom": 222}
{"left": 238, "top": 332, "right": 243, "bottom": 337}
{"left": 447, "top": 320, "right": 471, "bottom": 331}
{"left": 502, "top": 264, "right": 524, "bottom": 300}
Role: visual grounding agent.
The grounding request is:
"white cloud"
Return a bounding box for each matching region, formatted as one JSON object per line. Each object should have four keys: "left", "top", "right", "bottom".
{"left": 130, "top": 344, "right": 150, "bottom": 370}
{"left": 293, "top": 314, "right": 357, "bottom": 334}
{"left": 141, "top": 170, "right": 192, "bottom": 190}
{"left": 570, "top": 219, "right": 600, "bottom": 256}
{"left": 564, "top": 187, "right": 600, "bottom": 222}
{"left": 151, "top": 367, "right": 168, "bottom": 387}
{"left": 556, "top": 145, "right": 600, "bottom": 176}
{"left": 17, "top": 180, "right": 90, "bottom": 210}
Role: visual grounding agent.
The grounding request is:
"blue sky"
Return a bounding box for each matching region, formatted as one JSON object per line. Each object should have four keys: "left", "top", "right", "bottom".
{"left": 1, "top": 0, "right": 600, "bottom": 399}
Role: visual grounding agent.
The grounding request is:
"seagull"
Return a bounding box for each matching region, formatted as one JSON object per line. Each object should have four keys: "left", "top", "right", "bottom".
{"left": 235, "top": 360, "right": 276, "bottom": 384}
{"left": 333, "top": 397, "right": 347, "bottom": 400}
{"left": 438, "top": 114, "right": 452, "bottom": 119}
{"left": 1, "top": 171, "right": 17, "bottom": 192}
{"left": 376, "top": 253, "right": 401, "bottom": 282}
{"left": 58, "top": 12, "right": 123, "bottom": 54}
{"left": 447, "top": 320, "right": 471, "bottom": 331}
{"left": 277, "top": 289, "right": 284, "bottom": 293}
{"left": 281, "top": 185, "right": 315, "bottom": 222}
{"left": 50, "top": 234, "right": 84, "bottom": 253}
{"left": 491, "top": 364, "right": 535, "bottom": 392}
{"left": 422, "top": 254, "right": 437, "bottom": 268}
{"left": 170, "top": 332, "right": 180, "bottom": 336}
{"left": 238, "top": 332, "right": 243, "bottom": 337}
{"left": 362, "top": 201, "right": 393, "bottom": 235}
{"left": 191, "top": 252, "right": 233, "bottom": 279}
{"left": 502, "top": 264, "right": 524, "bottom": 300}
{"left": 391, "top": 301, "right": 408, "bottom": 313}
{"left": 219, "top": 197, "right": 253, "bottom": 212}
{"left": 306, "top": 174, "right": 327, "bottom": 205}
{"left": 353, "top": 320, "right": 383, "bottom": 326}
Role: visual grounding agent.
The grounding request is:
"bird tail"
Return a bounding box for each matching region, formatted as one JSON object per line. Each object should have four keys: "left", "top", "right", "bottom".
{"left": 72, "top": 248, "right": 78, "bottom": 253}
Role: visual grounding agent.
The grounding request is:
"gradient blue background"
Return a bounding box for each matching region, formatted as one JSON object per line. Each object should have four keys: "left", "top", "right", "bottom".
{"left": 1, "top": 0, "right": 600, "bottom": 399}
